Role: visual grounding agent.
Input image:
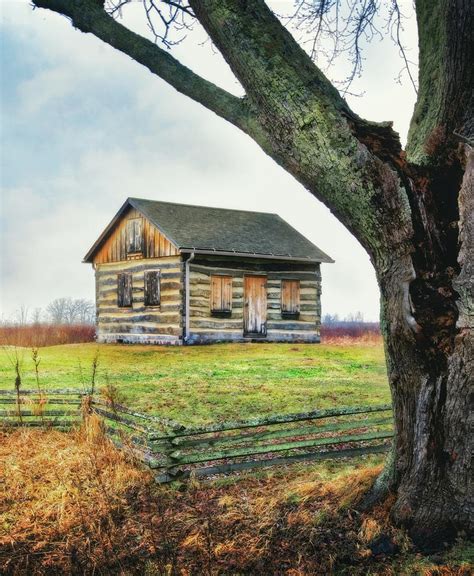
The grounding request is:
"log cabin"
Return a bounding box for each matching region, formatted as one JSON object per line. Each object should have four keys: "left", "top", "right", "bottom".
{"left": 83, "top": 198, "right": 334, "bottom": 345}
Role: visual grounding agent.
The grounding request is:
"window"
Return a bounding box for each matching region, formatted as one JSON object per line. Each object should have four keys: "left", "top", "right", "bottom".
{"left": 281, "top": 279, "right": 300, "bottom": 318}
{"left": 144, "top": 270, "right": 161, "bottom": 306}
{"left": 126, "top": 218, "right": 143, "bottom": 253}
{"left": 117, "top": 273, "right": 132, "bottom": 307}
{"left": 210, "top": 275, "right": 232, "bottom": 316}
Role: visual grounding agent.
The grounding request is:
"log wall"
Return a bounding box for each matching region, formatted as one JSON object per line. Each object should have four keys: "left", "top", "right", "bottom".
{"left": 95, "top": 256, "right": 184, "bottom": 344}
{"left": 187, "top": 256, "right": 321, "bottom": 344}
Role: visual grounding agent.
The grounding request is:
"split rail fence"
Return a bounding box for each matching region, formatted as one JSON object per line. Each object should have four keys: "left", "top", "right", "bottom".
{"left": 1, "top": 389, "right": 393, "bottom": 482}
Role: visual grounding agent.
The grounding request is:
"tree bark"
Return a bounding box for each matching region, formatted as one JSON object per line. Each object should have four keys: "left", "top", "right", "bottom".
{"left": 378, "top": 259, "right": 472, "bottom": 547}
{"left": 31, "top": 0, "right": 473, "bottom": 547}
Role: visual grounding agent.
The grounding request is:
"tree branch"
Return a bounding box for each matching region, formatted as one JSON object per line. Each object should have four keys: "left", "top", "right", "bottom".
{"left": 32, "top": 0, "right": 252, "bottom": 132}
{"left": 189, "top": 0, "right": 402, "bottom": 163}
{"left": 407, "top": 0, "right": 473, "bottom": 166}
{"left": 185, "top": 0, "right": 411, "bottom": 262}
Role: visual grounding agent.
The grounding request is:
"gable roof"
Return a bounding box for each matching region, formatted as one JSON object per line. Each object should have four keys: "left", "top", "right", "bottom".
{"left": 84, "top": 198, "right": 334, "bottom": 263}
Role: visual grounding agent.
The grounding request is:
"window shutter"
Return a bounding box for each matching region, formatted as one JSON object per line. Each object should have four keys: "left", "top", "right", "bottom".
{"left": 221, "top": 276, "right": 232, "bottom": 312}
{"left": 126, "top": 218, "right": 143, "bottom": 253}
{"left": 210, "top": 275, "right": 232, "bottom": 315}
{"left": 281, "top": 280, "right": 300, "bottom": 317}
{"left": 118, "top": 273, "right": 132, "bottom": 307}
{"left": 144, "top": 270, "right": 161, "bottom": 306}
{"left": 210, "top": 275, "right": 222, "bottom": 312}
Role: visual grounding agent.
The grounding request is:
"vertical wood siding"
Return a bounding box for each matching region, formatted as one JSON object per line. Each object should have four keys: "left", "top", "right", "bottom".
{"left": 95, "top": 256, "right": 183, "bottom": 344}
{"left": 92, "top": 207, "right": 179, "bottom": 264}
{"left": 188, "top": 257, "right": 321, "bottom": 344}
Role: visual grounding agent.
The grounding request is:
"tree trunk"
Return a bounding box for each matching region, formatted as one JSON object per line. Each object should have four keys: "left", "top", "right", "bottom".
{"left": 378, "top": 278, "right": 473, "bottom": 548}
{"left": 370, "top": 148, "right": 474, "bottom": 549}
{"left": 387, "top": 328, "right": 473, "bottom": 549}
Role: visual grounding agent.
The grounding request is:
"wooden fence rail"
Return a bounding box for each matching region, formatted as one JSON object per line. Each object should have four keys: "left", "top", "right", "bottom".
{"left": 0, "top": 389, "right": 87, "bottom": 428}
{"left": 0, "top": 389, "right": 393, "bottom": 482}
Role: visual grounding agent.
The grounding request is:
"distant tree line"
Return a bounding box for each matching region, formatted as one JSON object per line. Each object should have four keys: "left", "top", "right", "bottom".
{"left": 6, "top": 299, "right": 95, "bottom": 327}
{"left": 322, "top": 312, "right": 377, "bottom": 326}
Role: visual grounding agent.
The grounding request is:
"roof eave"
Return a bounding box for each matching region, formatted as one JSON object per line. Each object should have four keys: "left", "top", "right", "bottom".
{"left": 179, "top": 248, "right": 334, "bottom": 264}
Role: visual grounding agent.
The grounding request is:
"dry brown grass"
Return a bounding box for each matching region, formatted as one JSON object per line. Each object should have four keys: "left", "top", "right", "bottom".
{"left": 320, "top": 323, "right": 381, "bottom": 344}
{"left": 0, "top": 324, "right": 95, "bottom": 348}
{"left": 1, "top": 426, "right": 471, "bottom": 575}
{"left": 323, "top": 333, "right": 383, "bottom": 346}
{"left": 1, "top": 416, "right": 149, "bottom": 574}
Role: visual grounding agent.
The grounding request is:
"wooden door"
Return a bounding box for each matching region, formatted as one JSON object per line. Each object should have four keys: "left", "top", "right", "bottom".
{"left": 244, "top": 276, "right": 267, "bottom": 336}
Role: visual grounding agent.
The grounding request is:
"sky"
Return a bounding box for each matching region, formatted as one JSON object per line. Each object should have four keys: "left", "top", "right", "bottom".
{"left": 0, "top": 0, "right": 418, "bottom": 322}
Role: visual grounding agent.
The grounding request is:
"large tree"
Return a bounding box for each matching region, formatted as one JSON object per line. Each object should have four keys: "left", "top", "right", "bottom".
{"left": 32, "top": 0, "right": 472, "bottom": 546}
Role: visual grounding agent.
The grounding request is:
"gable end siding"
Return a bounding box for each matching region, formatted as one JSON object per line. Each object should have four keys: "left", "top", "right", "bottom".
{"left": 92, "top": 207, "right": 179, "bottom": 265}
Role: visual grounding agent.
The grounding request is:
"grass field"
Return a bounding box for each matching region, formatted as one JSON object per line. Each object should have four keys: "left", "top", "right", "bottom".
{"left": 0, "top": 340, "right": 389, "bottom": 425}
{"left": 3, "top": 341, "right": 473, "bottom": 575}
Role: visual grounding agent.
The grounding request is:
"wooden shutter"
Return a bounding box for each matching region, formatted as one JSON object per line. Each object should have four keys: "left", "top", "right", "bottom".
{"left": 144, "top": 270, "right": 160, "bottom": 306}
{"left": 281, "top": 279, "right": 300, "bottom": 317}
{"left": 117, "top": 273, "right": 132, "bottom": 307}
{"left": 126, "top": 218, "right": 143, "bottom": 253}
{"left": 210, "top": 275, "right": 232, "bottom": 315}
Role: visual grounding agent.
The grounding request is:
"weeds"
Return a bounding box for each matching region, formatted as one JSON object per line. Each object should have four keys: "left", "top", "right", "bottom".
{"left": 31, "top": 348, "right": 46, "bottom": 425}
{"left": 90, "top": 348, "right": 100, "bottom": 395}
{"left": 321, "top": 322, "right": 381, "bottom": 344}
{"left": 101, "top": 373, "right": 126, "bottom": 411}
{"left": 13, "top": 355, "right": 22, "bottom": 424}
{"left": 2, "top": 347, "right": 25, "bottom": 424}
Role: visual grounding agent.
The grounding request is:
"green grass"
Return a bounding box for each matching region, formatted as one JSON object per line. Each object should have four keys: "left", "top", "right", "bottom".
{"left": 0, "top": 341, "right": 389, "bottom": 425}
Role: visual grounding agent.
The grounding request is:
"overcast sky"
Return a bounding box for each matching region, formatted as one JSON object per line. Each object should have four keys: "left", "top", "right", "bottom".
{"left": 0, "top": 0, "right": 418, "bottom": 322}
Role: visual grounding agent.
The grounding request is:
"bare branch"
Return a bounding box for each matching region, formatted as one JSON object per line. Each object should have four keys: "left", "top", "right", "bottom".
{"left": 387, "top": 0, "right": 418, "bottom": 93}
{"left": 162, "top": 0, "right": 193, "bottom": 17}
{"left": 288, "top": 0, "right": 417, "bottom": 95}
{"left": 106, "top": 0, "right": 195, "bottom": 47}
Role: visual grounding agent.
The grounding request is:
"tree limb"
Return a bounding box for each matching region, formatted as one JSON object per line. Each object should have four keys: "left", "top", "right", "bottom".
{"left": 32, "top": 0, "right": 253, "bottom": 132}
{"left": 189, "top": 0, "right": 402, "bottom": 164}
{"left": 186, "top": 0, "right": 410, "bottom": 262}
{"left": 407, "top": 0, "right": 473, "bottom": 166}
